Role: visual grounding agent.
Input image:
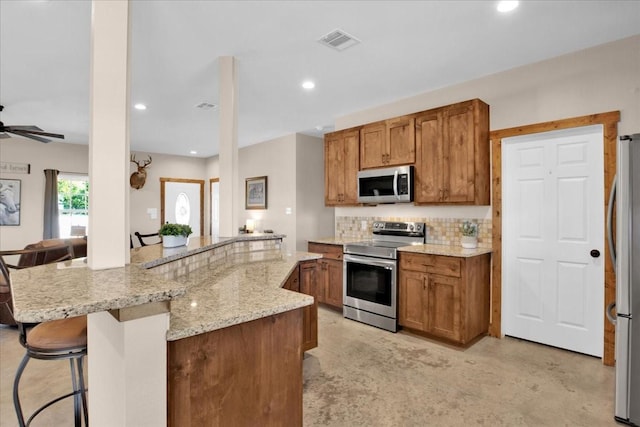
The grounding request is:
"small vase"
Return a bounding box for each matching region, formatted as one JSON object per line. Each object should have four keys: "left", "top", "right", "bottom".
{"left": 162, "top": 235, "right": 188, "bottom": 248}
{"left": 461, "top": 235, "right": 478, "bottom": 249}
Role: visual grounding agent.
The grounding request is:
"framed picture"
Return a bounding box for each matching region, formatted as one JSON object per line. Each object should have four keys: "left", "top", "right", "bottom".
{"left": 0, "top": 178, "right": 21, "bottom": 226}
{"left": 245, "top": 176, "right": 268, "bottom": 210}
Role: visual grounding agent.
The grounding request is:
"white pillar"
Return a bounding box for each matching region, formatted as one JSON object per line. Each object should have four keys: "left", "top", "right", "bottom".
{"left": 88, "top": 2, "right": 168, "bottom": 426}
{"left": 218, "top": 56, "right": 239, "bottom": 237}
{"left": 88, "top": 311, "right": 169, "bottom": 427}
{"left": 88, "top": 0, "right": 130, "bottom": 268}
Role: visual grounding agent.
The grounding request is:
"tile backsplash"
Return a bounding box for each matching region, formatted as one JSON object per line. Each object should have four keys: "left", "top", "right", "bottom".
{"left": 336, "top": 216, "right": 492, "bottom": 249}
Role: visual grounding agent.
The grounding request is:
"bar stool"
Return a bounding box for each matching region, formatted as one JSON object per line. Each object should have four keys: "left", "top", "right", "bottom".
{"left": 0, "top": 253, "right": 89, "bottom": 426}
{"left": 14, "top": 316, "right": 89, "bottom": 427}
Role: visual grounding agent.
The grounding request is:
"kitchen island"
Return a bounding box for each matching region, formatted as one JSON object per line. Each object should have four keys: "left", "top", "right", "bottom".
{"left": 10, "top": 234, "right": 319, "bottom": 426}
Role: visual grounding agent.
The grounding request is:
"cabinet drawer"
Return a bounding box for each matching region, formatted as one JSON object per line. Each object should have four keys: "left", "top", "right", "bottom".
{"left": 308, "top": 242, "right": 343, "bottom": 261}
{"left": 399, "top": 253, "right": 461, "bottom": 278}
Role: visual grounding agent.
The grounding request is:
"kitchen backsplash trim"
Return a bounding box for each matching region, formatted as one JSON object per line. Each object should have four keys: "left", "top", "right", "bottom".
{"left": 335, "top": 216, "right": 492, "bottom": 249}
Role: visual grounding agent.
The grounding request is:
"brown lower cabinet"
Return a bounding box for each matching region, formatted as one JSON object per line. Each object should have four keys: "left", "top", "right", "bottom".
{"left": 299, "top": 261, "right": 319, "bottom": 352}
{"left": 307, "top": 243, "right": 343, "bottom": 310}
{"left": 398, "top": 252, "right": 490, "bottom": 345}
{"left": 167, "top": 309, "right": 303, "bottom": 426}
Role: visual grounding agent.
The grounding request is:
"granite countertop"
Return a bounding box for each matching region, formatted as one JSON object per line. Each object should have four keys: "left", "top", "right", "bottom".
{"left": 307, "top": 237, "right": 364, "bottom": 246}
{"left": 131, "top": 233, "right": 285, "bottom": 268}
{"left": 167, "top": 251, "right": 320, "bottom": 341}
{"left": 398, "top": 244, "right": 492, "bottom": 257}
{"left": 9, "top": 259, "right": 187, "bottom": 323}
{"left": 9, "top": 233, "right": 320, "bottom": 341}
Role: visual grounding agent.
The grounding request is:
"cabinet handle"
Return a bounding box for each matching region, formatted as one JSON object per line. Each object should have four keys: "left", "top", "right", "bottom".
{"left": 444, "top": 188, "right": 449, "bottom": 199}
{"left": 423, "top": 277, "right": 427, "bottom": 290}
{"left": 439, "top": 189, "right": 444, "bottom": 201}
{"left": 422, "top": 264, "right": 434, "bottom": 267}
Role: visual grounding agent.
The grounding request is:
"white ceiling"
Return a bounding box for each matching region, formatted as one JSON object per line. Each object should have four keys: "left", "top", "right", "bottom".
{"left": 1, "top": 1, "right": 639, "bottom": 158}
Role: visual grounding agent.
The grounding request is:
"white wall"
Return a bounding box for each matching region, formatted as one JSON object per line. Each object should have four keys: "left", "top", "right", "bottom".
{"left": 129, "top": 151, "right": 207, "bottom": 242}
{"left": 334, "top": 34, "right": 640, "bottom": 219}
{"left": 0, "top": 139, "right": 208, "bottom": 251}
{"left": 238, "top": 134, "right": 297, "bottom": 247}
{"left": 0, "top": 138, "right": 88, "bottom": 251}
{"left": 295, "top": 134, "right": 334, "bottom": 251}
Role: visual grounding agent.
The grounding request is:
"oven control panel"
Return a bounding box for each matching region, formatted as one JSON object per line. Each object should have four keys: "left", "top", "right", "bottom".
{"left": 372, "top": 221, "right": 425, "bottom": 237}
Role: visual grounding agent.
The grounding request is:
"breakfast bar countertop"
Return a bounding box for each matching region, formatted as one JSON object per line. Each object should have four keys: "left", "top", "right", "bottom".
{"left": 166, "top": 250, "right": 320, "bottom": 341}
{"left": 9, "top": 260, "right": 187, "bottom": 324}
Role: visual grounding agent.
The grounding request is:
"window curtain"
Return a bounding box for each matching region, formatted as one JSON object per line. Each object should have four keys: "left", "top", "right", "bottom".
{"left": 43, "top": 169, "right": 60, "bottom": 239}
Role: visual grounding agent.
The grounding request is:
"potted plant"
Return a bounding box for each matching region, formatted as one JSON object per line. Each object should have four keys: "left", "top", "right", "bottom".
{"left": 159, "top": 223, "right": 193, "bottom": 248}
{"left": 460, "top": 220, "right": 478, "bottom": 249}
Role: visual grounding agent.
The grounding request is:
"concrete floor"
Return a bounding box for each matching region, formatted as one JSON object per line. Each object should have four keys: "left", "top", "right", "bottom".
{"left": 1, "top": 307, "right": 618, "bottom": 426}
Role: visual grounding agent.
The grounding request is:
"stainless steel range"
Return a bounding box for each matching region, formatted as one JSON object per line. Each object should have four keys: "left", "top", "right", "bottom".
{"left": 343, "top": 221, "right": 426, "bottom": 332}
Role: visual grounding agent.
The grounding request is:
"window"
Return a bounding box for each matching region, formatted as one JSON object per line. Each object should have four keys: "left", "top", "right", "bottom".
{"left": 57, "top": 174, "right": 89, "bottom": 238}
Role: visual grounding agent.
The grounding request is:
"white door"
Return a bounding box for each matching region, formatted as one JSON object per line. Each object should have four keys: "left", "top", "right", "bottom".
{"left": 162, "top": 180, "right": 203, "bottom": 237}
{"left": 503, "top": 125, "right": 604, "bottom": 357}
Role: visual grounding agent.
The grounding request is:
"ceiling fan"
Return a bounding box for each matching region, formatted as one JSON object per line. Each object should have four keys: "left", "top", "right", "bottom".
{"left": 0, "top": 105, "right": 65, "bottom": 143}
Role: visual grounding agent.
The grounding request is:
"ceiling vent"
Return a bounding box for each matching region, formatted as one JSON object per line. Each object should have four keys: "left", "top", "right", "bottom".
{"left": 318, "top": 29, "right": 360, "bottom": 51}
{"left": 196, "top": 102, "right": 217, "bottom": 110}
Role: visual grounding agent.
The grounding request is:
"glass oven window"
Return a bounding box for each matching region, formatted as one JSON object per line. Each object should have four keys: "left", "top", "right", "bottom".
{"left": 346, "top": 261, "right": 392, "bottom": 306}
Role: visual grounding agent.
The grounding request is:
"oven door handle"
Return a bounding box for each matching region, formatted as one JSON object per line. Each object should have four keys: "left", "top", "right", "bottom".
{"left": 344, "top": 254, "right": 396, "bottom": 269}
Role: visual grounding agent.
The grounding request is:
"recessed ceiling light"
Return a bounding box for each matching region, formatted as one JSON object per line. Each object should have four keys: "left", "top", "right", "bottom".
{"left": 497, "top": 1, "right": 519, "bottom": 13}
{"left": 134, "top": 103, "right": 147, "bottom": 110}
{"left": 189, "top": 150, "right": 197, "bottom": 155}
{"left": 302, "top": 81, "right": 315, "bottom": 90}
{"left": 315, "top": 125, "right": 324, "bottom": 131}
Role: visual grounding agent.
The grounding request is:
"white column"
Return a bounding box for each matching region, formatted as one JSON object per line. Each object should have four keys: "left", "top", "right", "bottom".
{"left": 88, "top": 0, "right": 130, "bottom": 268}
{"left": 218, "top": 56, "right": 239, "bottom": 237}
{"left": 88, "top": 311, "right": 169, "bottom": 427}
{"left": 88, "top": 2, "right": 168, "bottom": 426}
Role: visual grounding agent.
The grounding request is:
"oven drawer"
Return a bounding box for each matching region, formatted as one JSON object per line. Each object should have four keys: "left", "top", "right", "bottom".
{"left": 399, "top": 253, "right": 461, "bottom": 278}
{"left": 308, "top": 242, "right": 343, "bottom": 261}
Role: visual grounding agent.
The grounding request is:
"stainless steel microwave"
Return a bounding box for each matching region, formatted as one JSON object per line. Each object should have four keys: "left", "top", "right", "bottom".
{"left": 357, "top": 165, "right": 414, "bottom": 204}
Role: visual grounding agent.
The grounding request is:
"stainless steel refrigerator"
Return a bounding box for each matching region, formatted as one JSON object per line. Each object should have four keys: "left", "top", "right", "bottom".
{"left": 608, "top": 133, "right": 640, "bottom": 426}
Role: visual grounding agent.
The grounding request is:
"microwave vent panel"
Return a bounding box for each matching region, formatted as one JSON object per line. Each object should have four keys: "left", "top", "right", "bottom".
{"left": 318, "top": 29, "right": 360, "bottom": 51}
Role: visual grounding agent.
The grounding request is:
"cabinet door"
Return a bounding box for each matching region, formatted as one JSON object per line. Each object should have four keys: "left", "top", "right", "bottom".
{"left": 360, "top": 122, "right": 387, "bottom": 170}
{"left": 398, "top": 270, "right": 427, "bottom": 331}
{"left": 315, "top": 260, "right": 328, "bottom": 303}
{"left": 414, "top": 109, "right": 444, "bottom": 203}
{"left": 324, "top": 133, "right": 344, "bottom": 205}
{"left": 426, "top": 274, "right": 462, "bottom": 342}
{"left": 342, "top": 130, "right": 360, "bottom": 204}
{"left": 386, "top": 116, "right": 415, "bottom": 166}
{"left": 283, "top": 266, "right": 300, "bottom": 292}
{"left": 324, "top": 259, "right": 344, "bottom": 309}
{"left": 300, "top": 261, "right": 318, "bottom": 351}
{"left": 442, "top": 103, "right": 475, "bottom": 203}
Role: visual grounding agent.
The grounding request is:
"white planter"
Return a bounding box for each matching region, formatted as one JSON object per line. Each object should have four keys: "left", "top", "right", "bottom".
{"left": 162, "top": 235, "right": 188, "bottom": 248}
{"left": 460, "top": 235, "right": 478, "bottom": 249}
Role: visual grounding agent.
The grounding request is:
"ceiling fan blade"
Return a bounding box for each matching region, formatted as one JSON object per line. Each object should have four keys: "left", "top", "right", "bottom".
{"left": 6, "top": 127, "right": 64, "bottom": 140}
{"left": 9, "top": 129, "right": 52, "bottom": 143}
{"left": 5, "top": 125, "right": 43, "bottom": 132}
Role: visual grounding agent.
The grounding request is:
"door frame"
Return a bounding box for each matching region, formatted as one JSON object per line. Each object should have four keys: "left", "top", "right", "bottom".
{"left": 160, "top": 177, "right": 205, "bottom": 236}
{"left": 209, "top": 177, "right": 219, "bottom": 236}
{"left": 490, "top": 111, "right": 620, "bottom": 366}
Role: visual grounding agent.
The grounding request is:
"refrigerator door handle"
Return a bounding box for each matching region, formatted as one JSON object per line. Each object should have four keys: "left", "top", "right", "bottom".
{"left": 606, "top": 301, "right": 617, "bottom": 325}
{"left": 607, "top": 175, "right": 617, "bottom": 271}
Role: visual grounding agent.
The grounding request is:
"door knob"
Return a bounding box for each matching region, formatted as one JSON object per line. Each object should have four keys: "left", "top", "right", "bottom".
{"left": 590, "top": 249, "right": 601, "bottom": 258}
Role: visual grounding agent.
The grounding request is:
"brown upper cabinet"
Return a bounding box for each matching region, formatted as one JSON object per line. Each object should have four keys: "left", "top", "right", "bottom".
{"left": 414, "top": 99, "right": 490, "bottom": 205}
{"left": 324, "top": 129, "right": 360, "bottom": 206}
{"left": 360, "top": 117, "right": 416, "bottom": 169}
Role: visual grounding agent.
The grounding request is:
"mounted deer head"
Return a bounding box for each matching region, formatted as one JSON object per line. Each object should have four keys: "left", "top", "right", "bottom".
{"left": 130, "top": 154, "right": 152, "bottom": 189}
